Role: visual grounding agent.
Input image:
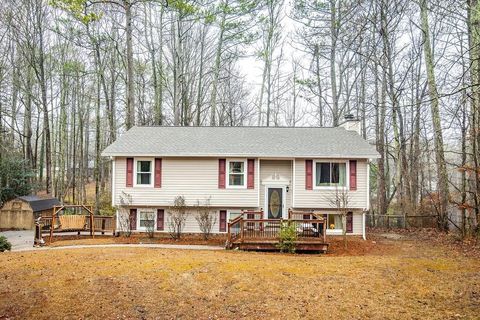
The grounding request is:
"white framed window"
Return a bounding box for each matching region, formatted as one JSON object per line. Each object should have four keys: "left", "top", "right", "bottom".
{"left": 226, "top": 159, "right": 247, "bottom": 188}
{"left": 137, "top": 209, "right": 156, "bottom": 231}
{"left": 327, "top": 214, "right": 343, "bottom": 231}
{"left": 134, "top": 159, "right": 153, "bottom": 186}
{"left": 314, "top": 160, "right": 348, "bottom": 188}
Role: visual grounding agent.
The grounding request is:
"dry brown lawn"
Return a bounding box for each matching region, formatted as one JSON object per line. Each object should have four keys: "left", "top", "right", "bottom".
{"left": 0, "top": 235, "right": 479, "bottom": 319}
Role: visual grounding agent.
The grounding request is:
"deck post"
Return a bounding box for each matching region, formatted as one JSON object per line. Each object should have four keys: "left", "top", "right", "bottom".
{"left": 280, "top": 217, "right": 283, "bottom": 240}
{"left": 90, "top": 207, "right": 94, "bottom": 238}
{"left": 240, "top": 219, "right": 244, "bottom": 242}
{"left": 227, "top": 221, "right": 231, "bottom": 245}
{"left": 323, "top": 218, "right": 326, "bottom": 243}
{"left": 49, "top": 207, "right": 55, "bottom": 244}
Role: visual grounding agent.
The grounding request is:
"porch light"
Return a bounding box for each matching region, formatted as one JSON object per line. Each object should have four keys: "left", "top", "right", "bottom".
{"left": 286, "top": 186, "right": 289, "bottom": 192}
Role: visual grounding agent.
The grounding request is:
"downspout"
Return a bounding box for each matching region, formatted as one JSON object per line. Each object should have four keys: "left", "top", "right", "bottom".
{"left": 257, "top": 158, "right": 261, "bottom": 209}
{"left": 111, "top": 156, "right": 119, "bottom": 234}
{"left": 362, "top": 212, "right": 366, "bottom": 240}
{"left": 111, "top": 156, "right": 116, "bottom": 207}
{"left": 364, "top": 160, "right": 370, "bottom": 240}
{"left": 292, "top": 158, "right": 295, "bottom": 208}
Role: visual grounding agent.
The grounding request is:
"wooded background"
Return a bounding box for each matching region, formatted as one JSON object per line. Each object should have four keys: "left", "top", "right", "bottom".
{"left": 0, "top": 0, "right": 478, "bottom": 236}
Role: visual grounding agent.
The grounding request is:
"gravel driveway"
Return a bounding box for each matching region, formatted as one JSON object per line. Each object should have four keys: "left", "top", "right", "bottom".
{"left": 0, "top": 230, "right": 34, "bottom": 251}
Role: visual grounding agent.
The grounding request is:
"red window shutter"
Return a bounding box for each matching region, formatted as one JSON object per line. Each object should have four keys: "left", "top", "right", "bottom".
{"left": 156, "top": 209, "right": 164, "bottom": 231}
{"left": 247, "top": 159, "right": 255, "bottom": 189}
{"left": 219, "top": 210, "right": 227, "bottom": 232}
{"left": 218, "top": 159, "right": 226, "bottom": 189}
{"left": 129, "top": 208, "right": 137, "bottom": 231}
{"left": 126, "top": 158, "right": 134, "bottom": 187}
{"left": 305, "top": 160, "right": 313, "bottom": 190}
{"left": 347, "top": 212, "right": 353, "bottom": 233}
{"left": 349, "top": 160, "right": 357, "bottom": 191}
{"left": 154, "top": 158, "right": 162, "bottom": 188}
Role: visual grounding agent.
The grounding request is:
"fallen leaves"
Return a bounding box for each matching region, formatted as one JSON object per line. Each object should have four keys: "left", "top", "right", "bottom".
{"left": 0, "top": 232, "right": 479, "bottom": 319}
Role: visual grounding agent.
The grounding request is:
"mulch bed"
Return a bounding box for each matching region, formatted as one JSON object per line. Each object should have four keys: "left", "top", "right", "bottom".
{"left": 49, "top": 233, "right": 227, "bottom": 247}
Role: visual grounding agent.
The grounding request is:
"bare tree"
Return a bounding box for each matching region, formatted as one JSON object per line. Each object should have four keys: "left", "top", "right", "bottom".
{"left": 327, "top": 187, "right": 350, "bottom": 249}
{"left": 118, "top": 191, "right": 133, "bottom": 237}
{"left": 167, "top": 196, "right": 188, "bottom": 240}
{"left": 194, "top": 198, "right": 216, "bottom": 240}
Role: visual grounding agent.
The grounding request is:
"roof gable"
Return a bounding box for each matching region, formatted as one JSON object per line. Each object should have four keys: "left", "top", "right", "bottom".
{"left": 102, "top": 126, "right": 379, "bottom": 158}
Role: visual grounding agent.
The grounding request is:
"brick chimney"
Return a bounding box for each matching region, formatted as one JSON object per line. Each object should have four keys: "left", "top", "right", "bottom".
{"left": 339, "top": 114, "right": 361, "bottom": 135}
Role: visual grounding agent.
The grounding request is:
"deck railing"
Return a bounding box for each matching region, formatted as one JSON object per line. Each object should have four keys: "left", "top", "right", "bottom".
{"left": 227, "top": 214, "right": 327, "bottom": 245}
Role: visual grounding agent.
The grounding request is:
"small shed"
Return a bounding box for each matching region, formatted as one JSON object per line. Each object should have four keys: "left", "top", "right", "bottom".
{"left": 0, "top": 195, "right": 61, "bottom": 230}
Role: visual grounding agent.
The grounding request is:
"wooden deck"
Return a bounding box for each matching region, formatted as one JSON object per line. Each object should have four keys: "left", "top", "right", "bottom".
{"left": 226, "top": 210, "right": 329, "bottom": 253}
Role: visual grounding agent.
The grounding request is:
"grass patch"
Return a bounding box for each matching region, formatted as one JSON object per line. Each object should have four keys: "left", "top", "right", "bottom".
{"left": 0, "top": 237, "right": 479, "bottom": 319}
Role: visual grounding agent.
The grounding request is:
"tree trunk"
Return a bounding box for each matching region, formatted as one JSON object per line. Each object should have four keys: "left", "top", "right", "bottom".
{"left": 124, "top": 0, "right": 135, "bottom": 129}
{"left": 196, "top": 23, "right": 207, "bottom": 126}
{"left": 209, "top": 4, "right": 227, "bottom": 126}
{"left": 329, "top": 0, "right": 339, "bottom": 126}
{"left": 36, "top": 2, "right": 52, "bottom": 195}
{"left": 420, "top": 0, "right": 449, "bottom": 230}
{"left": 314, "top": 45, "right": 323, "bottom": 127}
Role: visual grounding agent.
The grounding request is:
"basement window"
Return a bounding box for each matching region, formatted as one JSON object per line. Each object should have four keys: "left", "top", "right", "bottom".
{"left": 138, "top": 209, "right": 156, "bottom": 231}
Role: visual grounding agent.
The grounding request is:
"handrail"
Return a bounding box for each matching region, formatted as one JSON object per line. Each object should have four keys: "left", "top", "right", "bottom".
{"left": 227, "top": 217, "right": 327, "bottom": 244}
{"left": 229, "top": 215, "right": 243, "bottom": 225}
{"left": 227, "top": 216, "right": 244, "bottom": 246}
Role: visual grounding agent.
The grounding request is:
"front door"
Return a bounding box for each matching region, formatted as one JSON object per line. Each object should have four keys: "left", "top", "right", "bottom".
{"left": 267, "top": 187, "right": 284, "bottom": 219}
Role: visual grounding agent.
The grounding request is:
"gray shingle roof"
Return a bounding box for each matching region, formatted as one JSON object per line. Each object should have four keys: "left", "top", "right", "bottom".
{"left": 17, "top": 195, "right": 61, "bottom": 212}
{"left": 102, "top": 126, "right": 379, "bottom": 158}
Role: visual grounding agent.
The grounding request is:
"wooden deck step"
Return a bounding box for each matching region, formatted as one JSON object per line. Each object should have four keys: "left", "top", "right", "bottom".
{"left": 230, "top": 239, "right": 329, "bottom": 252}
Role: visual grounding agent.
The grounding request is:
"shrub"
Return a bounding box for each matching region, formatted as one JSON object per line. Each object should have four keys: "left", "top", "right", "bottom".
{"left": 195, "top": 199, "right": 216, "bottom": 240}
{"left": 277, "top": 222, "right": 297, "bottom": 253}
{"left": 144, "top": 211, "right": 156, "bottom": 238}
{"left": 0, "top": 236, "right": 12, "bottom": 252}
{"left": 168, "top": 196, "right": 188, "bottom": 239}
{"left": 117, "top": 192, "right": 133, "bottom": 237}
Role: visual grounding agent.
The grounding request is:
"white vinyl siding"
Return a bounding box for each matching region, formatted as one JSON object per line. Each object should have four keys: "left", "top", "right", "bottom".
{"left": 259, "top": 160, "right": 292, "bottom": 211}
{"left": 116, "top": 207, "right": 254, "bottom": 234}
{"left": 293, "top": 158, "right": 369, "bottom": 209}
{"left": 114, "top": 157, "right": 258, "bottom": 207}
{"left": 112, "top": 156, "right": 369, "bottom": 236}
{"left": 116, "top": 208, "right": 363, "bottom": 235}
{"left": 352, "top": 213, "right": 362, "bottom": 235}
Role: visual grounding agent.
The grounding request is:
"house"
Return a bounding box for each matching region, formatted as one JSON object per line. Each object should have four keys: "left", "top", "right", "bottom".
{"left": 0, "top": 195, "right": 61, "bottom": 230}
{"left": 102, "top": 118, "right": 379, "bottom": 240}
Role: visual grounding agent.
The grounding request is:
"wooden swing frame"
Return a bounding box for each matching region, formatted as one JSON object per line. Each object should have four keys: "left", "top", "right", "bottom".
{"left": 48, "top": 205, "right": 95, "bottom": 243}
